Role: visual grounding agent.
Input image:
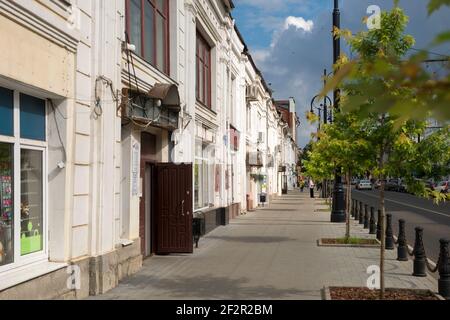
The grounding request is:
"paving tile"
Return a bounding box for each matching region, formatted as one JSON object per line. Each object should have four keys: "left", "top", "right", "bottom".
{"left": 90, "top": 191, "right": 439, "bottom": 300}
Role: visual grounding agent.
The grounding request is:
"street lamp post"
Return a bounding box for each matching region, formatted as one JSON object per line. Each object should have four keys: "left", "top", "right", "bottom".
{"left": 311, "top": 69, "right": 333, "bottom": 199}
{"left": 310, "top": 95, "right": 331, "bottom": 133}
{"left": 330, "top": 0, "right": 346, "bottom": 223}
{"left": 310, "top": 69, "right": 332, "bottom": 134}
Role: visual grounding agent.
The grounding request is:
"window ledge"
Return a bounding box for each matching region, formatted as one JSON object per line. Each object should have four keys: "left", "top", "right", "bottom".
{"left": 196, "top": 101, "right": 217, "bottom": 116}
{"left": 0, "top": 260, "right": 67, "bottom": 292}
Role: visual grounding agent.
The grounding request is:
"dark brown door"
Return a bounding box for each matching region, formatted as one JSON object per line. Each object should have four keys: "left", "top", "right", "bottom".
{"left": 154, "top": 163, "right": 193, "bottom": 254}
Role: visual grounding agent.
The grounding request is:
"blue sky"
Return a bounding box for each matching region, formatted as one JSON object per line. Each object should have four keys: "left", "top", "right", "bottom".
{"left": 232, "top": 0, "right": 450, "bottom": 148}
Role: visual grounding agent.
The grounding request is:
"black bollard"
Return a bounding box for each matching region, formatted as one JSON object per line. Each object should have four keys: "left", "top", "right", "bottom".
{"left": 438, "top": 239, "right": 450, "bottom": 300}
{"left": 376, "top": 210, "right": 382, "bottom": 241}
{"left": 413, "top": 227, "right": 427, "bottom": 277}
{"left": 369, "top": 207, "right": 376, "bottom": 235}
{"left": 359, "top": 202, "right": 364, "bottom": 224}
{"left": 397, "top": 219, "right": 408, "bottom": 261}
{"left": 354, "top": 200, "right": 360, "bottom": 221}
{"left": 363, "top": 204, "right": 369, "bottom": 229}
{"left": 385, "top": 214, "right": 395, "bottom": 250}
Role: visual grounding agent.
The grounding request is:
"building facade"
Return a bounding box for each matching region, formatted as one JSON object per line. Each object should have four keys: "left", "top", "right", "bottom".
{"left": 0, "top": 0, "right": 299, "bottom": 299}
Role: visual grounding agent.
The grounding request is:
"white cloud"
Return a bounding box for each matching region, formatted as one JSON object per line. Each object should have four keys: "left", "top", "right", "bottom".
{"left": 252, "top": 49, "right": 270, "bottom": 63}
{"left": 284, "top": 16, "right": 314, "bottom": 32}
{"left": 241, "top": 0, "right": 450, "bottom": 147}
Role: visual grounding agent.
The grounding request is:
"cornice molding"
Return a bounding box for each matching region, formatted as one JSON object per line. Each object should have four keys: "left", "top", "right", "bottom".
{"left": 0, "top": 0, "right": 79, "bottom": 53}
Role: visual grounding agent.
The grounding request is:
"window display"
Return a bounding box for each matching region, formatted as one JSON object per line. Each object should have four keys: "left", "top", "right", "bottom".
{"left": 0, "top": 143, "right": 13, "bottom": 266}
{"left": 20, "top": 149, "right": 43, "bottom": 256}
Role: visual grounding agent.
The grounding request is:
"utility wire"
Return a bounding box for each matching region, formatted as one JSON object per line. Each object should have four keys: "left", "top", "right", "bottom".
{"left": 48, "top": 99, "right": 67, "bottom": 163}
{"left": 410, "top": 47, "right": 450, "bottom": 59}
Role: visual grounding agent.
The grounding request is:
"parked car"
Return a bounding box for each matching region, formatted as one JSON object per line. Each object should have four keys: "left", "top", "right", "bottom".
{"left": 385, "top": 179, "right": 406, "bottom": 192}
{"left": 435, "top": 181, "right": 449, "bottom": 194}
{"left": 356, "top": 180, "right": 373, "bottom": 190}
{"left": 351, "top": 178, "right": 359, "bottom": 185}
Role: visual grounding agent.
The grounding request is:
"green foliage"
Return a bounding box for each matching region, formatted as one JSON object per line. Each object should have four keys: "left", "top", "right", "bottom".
{"left": 428, "top": 0, "right": 450, "bottom": 14}
{"left": 250, "top": 174, "right": 266, "bottom": 183}
{"left": 322, "top": 1, "right": 450, "bottom": 123}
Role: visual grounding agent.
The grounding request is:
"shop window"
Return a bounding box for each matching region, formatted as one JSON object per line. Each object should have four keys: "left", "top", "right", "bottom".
{"left": 194, "top": 141, "right": 214, "bottom": 210}
{"left": 20, "top": 94, "right": 46, "bottom": 141}
{"left": 0, "top": 143, "right": 13, "bottom": 266}
{"left": 20, "top": 149, "right": 43, "bottom": 255}
{"left": 0, "top": 87, "right": 13, "bottom": 137}
{"left": 0, "top": 86, "right": 46, "bottom": 270}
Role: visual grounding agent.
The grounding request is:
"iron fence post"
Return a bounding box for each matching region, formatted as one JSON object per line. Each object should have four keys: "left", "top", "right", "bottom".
{"left": 413, "top": 227, "right": 427, "bottom": 277}
{"left": 397, "top": 219, "right": 408, "bottom": 261}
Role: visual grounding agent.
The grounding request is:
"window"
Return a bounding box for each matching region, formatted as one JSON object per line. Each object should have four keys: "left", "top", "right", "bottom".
{"left": 0, "top": 86, "right": 46, "bottom": 269}
{"left": 126, "top": 0, "right": 169, "bottom": 74}
{"left": 0, "top": 87, "right": 13, "bottom": 137}
{"left": 196, "top": 32, "right": 212, "bottom": 108}
{"left": 194, "top": 141, "right": 214, "bottom": 210}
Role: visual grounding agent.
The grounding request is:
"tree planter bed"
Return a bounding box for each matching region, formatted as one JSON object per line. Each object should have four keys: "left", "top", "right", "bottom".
{"left": 318, "top": 238, "right": 380, "bottom": 248}
{"left": 323, "top": 287, "right": 444, "bottom": 300}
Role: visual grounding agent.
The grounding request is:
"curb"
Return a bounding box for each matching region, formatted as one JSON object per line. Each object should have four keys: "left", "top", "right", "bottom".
{"left": 323, "top": 286, "right": 445, "bottom": 300}
{"left": 393, "top": 235, "right": 438, "bottom": 269}
{"left": 317, "top": 238, "right": 381, "bottom": 248}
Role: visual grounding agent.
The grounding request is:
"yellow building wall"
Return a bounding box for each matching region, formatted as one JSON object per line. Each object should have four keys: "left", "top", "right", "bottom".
{"left": 0, "top": 14, "right": 75, "bottom": 97}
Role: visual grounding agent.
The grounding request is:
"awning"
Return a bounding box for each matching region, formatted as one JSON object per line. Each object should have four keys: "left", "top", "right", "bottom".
{"left": 148, "top": 83, "right": 181, "bottom": 112}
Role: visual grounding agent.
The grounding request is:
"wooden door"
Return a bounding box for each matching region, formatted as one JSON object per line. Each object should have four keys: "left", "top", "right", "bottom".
{"left": 154, "top": 163, "right": 193, "bottom": 254}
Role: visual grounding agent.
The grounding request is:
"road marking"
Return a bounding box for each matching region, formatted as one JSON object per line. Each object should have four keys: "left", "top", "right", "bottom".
{"left": 353, "top": 190, "right": 450, "bottom": 219}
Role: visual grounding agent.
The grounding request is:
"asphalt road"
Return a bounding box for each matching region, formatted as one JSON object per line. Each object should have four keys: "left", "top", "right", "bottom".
{"left": 351, "top": 188, "right": 450, "bottom": 262}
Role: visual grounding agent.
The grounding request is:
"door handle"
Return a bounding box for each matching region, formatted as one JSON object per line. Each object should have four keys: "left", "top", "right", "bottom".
{"left": 181, "top": 200, "right": 185, "bottom": 216}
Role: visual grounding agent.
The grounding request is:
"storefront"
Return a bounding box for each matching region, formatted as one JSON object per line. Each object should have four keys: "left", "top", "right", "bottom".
{"left": 0, "top": 86, "right": 47, "bottom": 270}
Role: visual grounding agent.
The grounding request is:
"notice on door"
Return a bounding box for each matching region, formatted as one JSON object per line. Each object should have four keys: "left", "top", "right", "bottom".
{"left": 132, "top": 143, "right": 140, "bottom": 196}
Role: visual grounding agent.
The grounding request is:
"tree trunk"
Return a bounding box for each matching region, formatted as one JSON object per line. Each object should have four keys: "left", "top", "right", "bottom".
{"left": 346, "top": 170, "right": 351, "bottom": 239}
{"left": 379, "top": 175, "right": 386, "bottom": 300}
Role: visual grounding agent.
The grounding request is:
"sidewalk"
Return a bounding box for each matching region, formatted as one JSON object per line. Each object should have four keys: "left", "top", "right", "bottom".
{"left": 91, "top": 191, "right": 438, "bottom": 300}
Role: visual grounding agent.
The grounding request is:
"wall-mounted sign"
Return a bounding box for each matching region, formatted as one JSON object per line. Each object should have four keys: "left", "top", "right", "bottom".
{"left": 132, "top": 143, "right": 140, "bottom": 196}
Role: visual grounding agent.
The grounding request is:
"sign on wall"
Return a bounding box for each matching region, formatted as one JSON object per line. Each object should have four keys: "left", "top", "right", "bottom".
{"left": 132, "top": 143, "right": 140, "bottom": 196}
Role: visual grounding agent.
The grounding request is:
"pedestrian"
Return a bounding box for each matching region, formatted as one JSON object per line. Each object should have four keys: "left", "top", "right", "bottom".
{"left": 300, "top": 180, "right": 305, "bottom": 193}
{"left": 309, "top": 178, "right": 315, "bottom": 198}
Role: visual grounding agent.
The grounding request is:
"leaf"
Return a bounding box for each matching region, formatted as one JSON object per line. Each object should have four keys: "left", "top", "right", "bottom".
{"left": 428, "top": 0, "right": 450, "bottom": 15}
{"left": 432, "top": 31, "right": 450, "bottom": 45}
{"left": 319, "top": 61, "right": 357, "bottom": 98}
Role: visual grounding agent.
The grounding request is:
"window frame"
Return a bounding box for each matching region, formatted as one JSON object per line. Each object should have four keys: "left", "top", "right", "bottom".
{"left": 196, "top": 32, "right": 212, "bottom": 109}
{"left": 0, "top": 88, "right": 48, "bottom": 273}
{"left": 194, "top": 140, "right": 213, "bottom": 211}
{"left": 125, "top": 0, "right": 170, "bottom": 75}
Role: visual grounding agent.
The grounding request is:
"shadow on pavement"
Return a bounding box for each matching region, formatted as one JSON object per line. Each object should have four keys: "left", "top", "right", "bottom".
{"left": 205, "top": 235, "right": 295, "bottom": 243}
{"left": 122, "top": 274, "right": 321, "bottom": 300}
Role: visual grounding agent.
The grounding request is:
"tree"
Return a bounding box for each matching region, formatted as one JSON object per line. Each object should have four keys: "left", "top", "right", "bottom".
{"left": 304, "top": 111, "right": 373, "bottom": 239}
{"left": 327, "top": 7, "right": 431, "bottom": 299}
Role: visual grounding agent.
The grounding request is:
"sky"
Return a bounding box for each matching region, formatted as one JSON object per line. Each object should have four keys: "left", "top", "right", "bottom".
{"left": 232, "top": 0, "right": 450, "bottom": 148}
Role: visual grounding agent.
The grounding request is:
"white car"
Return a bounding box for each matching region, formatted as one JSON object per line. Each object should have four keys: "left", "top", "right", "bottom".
{"left": 356, "top": 180, "right": 373, "bottom": 190}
